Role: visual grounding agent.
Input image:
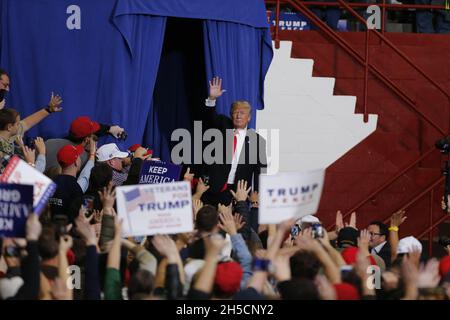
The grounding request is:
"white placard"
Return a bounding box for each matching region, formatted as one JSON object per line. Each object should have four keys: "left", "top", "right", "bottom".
{"left": 0, "top": 156, "right": 56, "bottom": 214}
{"left": 259, "top": 170, "right": 325, "bottom": 224}
{"left": 116, "top": 181, "right": 193, "bottom": 237}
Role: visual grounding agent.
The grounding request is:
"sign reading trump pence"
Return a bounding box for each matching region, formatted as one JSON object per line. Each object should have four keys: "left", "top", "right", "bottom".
{"left": 259, "top": 170, "right": 325, "bottom": 224}
{"left": 116, "top": 181, "right": 193, "bottom": 237}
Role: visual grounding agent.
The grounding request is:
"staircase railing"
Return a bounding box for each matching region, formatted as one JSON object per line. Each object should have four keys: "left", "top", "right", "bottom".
{"left": 266, "top": 0, "right": 450, "bottom": 254}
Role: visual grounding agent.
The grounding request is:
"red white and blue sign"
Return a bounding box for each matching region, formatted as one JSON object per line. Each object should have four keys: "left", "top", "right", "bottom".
{"left": 0, "top": 183, "right": 34, "bottom": 237}
{"left": 138, "top": 160, "right": 182, "bottom": 185}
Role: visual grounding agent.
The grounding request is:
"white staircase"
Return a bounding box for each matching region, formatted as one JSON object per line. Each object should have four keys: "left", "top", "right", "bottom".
{"left": 257, "top": 41, "right": 378, "bottom": 174}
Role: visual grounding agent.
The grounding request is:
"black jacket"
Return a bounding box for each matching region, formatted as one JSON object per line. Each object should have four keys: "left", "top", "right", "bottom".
{"left": 201, "top": 105, "right": 267, "bottom": 194}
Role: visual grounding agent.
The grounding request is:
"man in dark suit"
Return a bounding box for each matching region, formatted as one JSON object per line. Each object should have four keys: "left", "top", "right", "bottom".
{"left": 199, "top": 77, "right": 267, "bottom": 206}
{"left": 368, "top": 221, "right": 392, "bottom": 268}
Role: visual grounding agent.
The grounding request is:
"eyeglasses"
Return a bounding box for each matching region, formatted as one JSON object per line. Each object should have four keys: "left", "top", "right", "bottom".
{"left": 369, "top": 232, "right": 382, "bottom": 237}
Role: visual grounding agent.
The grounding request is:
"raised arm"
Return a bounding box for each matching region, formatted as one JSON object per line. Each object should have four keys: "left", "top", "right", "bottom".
{"left": 21, "top": 93, "right": 63, "bottom": 132}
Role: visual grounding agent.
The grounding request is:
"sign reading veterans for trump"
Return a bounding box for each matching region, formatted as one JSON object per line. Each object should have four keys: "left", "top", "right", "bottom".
{"left": 0, "top": 184, "right": 33, "bottom": 237}
{"left": 116, "top": 181, "right": 193, "bottom": 237}
{"left": 259, "top": 170, "right": 325, "bottom": 224}
{"left": 138, "top": 161, "right": 182, "bottom": 184}
{"left": 0, "top": 156, "right": 57, "bottom": 214}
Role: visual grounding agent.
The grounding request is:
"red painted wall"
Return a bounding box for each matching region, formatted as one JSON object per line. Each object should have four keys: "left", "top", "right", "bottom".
{"left": 277, "top": 31, "right": 450, "bottom": 238}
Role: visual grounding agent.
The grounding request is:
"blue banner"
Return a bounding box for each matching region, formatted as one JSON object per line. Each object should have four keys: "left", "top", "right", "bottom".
{"left": 0, "top": 183, "right": 33, "bottom": 237}
{"left": 139, "top": 161, "right": 182, "bottom": 184}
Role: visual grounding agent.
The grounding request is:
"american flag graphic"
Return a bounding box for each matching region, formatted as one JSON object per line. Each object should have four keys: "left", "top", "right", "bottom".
{"left": 124, "top": 187, "right": 155, "bottom": 213}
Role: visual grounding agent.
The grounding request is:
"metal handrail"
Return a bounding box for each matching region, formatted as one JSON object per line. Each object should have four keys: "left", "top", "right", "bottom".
{"left": 266, "top": 0, "right": 447, "bottom": 10}
{"left": 269, "top": 0, "right": 450, "bottom": 240}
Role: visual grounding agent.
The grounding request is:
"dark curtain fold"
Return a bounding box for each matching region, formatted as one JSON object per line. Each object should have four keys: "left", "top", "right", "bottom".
{"left": 202, "top": 20, "right": 274, "bottom": 128}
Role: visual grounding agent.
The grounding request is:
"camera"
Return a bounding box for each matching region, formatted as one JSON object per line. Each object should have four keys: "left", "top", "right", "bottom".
{"left": 117, "top": 131, "right": 128, "bottom": 141}
{"left": 200, "top": 174, "right": 210, "bottom": 186}
{"left": 291, "top": 224, "right": 300, "bottom": 240}
{"left": 436, "top": 137, "right": 450, "bottom": 154}
{"left": 82, "top": 195, "right": 95, "bottom": 218}
{"left": 311, "top": 223, "right": 324, "bottom": 239}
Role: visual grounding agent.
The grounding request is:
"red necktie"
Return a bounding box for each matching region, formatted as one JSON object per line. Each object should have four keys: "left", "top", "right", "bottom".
{"left": 221, "top": 132, "right": 238, "bottom": 192}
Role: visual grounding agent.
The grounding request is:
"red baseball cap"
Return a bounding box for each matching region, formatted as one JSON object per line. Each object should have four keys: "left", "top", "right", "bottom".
{"left": 333, "top": 283, "right": 360, "bottom": 300}
{"left": 341, "top": 247, "right": 377, "bottom": 266}
{"left": 57, "top": 144, "right": 84, "bottom": 167}
{"left": 128, "top": 144, "right": 152, "bottom": 156}
{"left": 70, "top": 116, "right": 100, "bottom": 138}
{"left": 214, "top": 261, "right": 243, "bottom": 296}
{"left": 439, "top": 255, "right": 450, "bottom": 278}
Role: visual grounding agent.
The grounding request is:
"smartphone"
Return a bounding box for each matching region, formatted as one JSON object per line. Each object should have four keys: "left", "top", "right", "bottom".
{"left": 201, "top": 175, "right": 210, "bottom": 186}
{"left": 291, "top": 224, "right": 300, "bottom": 240}
{"left": 82, "top": 195, "right": 95, "bottom": 217}
{"left": 4, "top": 245, "right": 21, "bottom": 258}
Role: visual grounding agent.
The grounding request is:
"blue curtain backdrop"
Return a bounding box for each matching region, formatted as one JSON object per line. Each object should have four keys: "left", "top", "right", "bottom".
{"left": 0, "top": 0, "right": 273, "bottom": 160}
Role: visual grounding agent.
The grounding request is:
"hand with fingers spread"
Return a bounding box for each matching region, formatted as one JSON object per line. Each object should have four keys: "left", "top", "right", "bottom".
{"left": 192, "top": 198, "right": 203, "bottom": 220}
{"left": 417, "top": 258, "right": 441, "bottom": 288}
{"left": 183, "top": 167, "right": 194, "bottom": 182}
{"left": 48, "top": 92, "right": 63, "bottom": 112}
{"left": 75, "top": 210, "right": 97, "bottom": 246}
{"left": 233, "top": 213, "right": 245, "bottom": 232}
{"left": 218, "top": 207, "right": 238, "bottom": 236}
{"left": 208, "top": 77, "right": 226, "bottom": 100}
{"left": 195, "top": 177, "right": 210, "bottom": 196}
{"left": 390, "top": 209, "right": 407, "bottom": 228}
{"left": 21, "top": 143, "right": 36, "bottom": 165}
{"left": 151, "top": 234, "right": 180, "bottom": 263}
{"left": 230, "top": 179, "right": 252, "bottom": 202}
{"left": 34, "top": 137, "right": 46, "bottom": 155}
{"left": 98, "top": 183, "right": 116, "bottom": 211}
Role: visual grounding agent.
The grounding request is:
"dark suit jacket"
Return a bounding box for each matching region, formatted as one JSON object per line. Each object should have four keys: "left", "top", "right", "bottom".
{"left": 373, "top": 242, "right": 392, "bottom": 268}
{"left": 201, "top": 105, "right": 267, "bottom": 194}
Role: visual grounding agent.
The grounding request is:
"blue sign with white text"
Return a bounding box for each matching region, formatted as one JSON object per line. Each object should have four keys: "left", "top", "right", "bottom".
{"left": 139, "top": 161, "right": 182, "bottom": 185}
{"left": 0, "top": 184, "right": 34, "bottom": 237}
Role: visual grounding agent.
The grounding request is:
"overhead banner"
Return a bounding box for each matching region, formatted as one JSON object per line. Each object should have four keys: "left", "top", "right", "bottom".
{"left": 0, "top": 183, "right": 34, "bottom": 237}
{"left": 138, "top": 160, "right": 182, "bottom": 184}
{"left": 259, "top": 170, "right": 325, "bottom": 224}
{"left": 116, "top": 181, "right": 193, "bottom": 237}
{"left": 0, "top": 156, "right": 57, "bottom": 214}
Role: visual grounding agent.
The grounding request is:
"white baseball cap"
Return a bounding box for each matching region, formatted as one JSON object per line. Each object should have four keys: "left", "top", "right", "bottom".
{"left": 297, "top": 215, "right": 320, "bottom": 225}
{"left": 397, "top": 236, "right": 423, "bottom": 254}
{"left": 96, "top": 143, "right": 129, "bottom": 162}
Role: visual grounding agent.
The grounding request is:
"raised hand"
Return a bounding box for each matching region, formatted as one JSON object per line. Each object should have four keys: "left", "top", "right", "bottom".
{"left": 417, "top": 258, "right": 441, "bottom": 289}
{"left": 218, "top": 207, "right": 238, "bottom": 236}
{"left": 59, "top": 235, "right": 73, "bottom": 254}
{"left": 192, "top": 198, "right": 203, "bottom": 220}
{"left": 134, "top": 146, "right": 152, "bottom": 160}
{"left": 109, "top": 125, "right": 125, "bottom": 139}
{"left": 195, "top": 177, "right": 210, "bottom": 196}
{"left": 75, "top": 211, "right": 97, "bottom": 246}
{"left": 347, "top": 211, "right": 357, "bottom": 229}
{"left": 390, "top": 209, "right": 407, "bottom": 228}
{"left": 48, "top": 92, "right": 63, "bottom": 112}
{"left": 26, "top": 213, "right": 42, "bottom": 241}
{"left": 208, "top": 77, "right": 226, "bottom": 100}
{"left": 335, "top": 210, "right": 344, "bottom": 233}
{"left": 151, "top": 235, "right": 179, "bottom": 262}
{"left": 183, "top": 167, "right": 194, "bottom": 182}
{"left": 230, "top": 179, "right": 252, "bottom": 202}
{"left": 233, "top": 213, "right": 245, "bottom": 231}
{"left": 358, "top": 229, "right": 371, "bottom": 255}
{"left": 21, "top": 143, "right": 36, "bottom": 165}
{"left": 98, "top": 183, "right": 116, "bottom": 210}
{"left": 34, "top": 137, "right": 46, "bottom": 155}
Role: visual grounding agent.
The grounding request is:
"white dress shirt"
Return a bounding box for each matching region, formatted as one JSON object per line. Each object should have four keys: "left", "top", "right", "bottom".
{"left": 227, "top": 128, "right": 247, "bottom": 184}
{"left": 371, "top": 241, "right": 387, "bottom": 255}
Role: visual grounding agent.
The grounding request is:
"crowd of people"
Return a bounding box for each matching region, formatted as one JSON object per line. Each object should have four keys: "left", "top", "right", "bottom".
{"left": 0, "top": 69, "right": 450, "bottom": 301}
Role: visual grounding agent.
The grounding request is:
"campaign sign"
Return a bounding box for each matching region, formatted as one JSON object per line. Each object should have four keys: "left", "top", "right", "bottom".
{"left": 0, "top": 156, "right": 56, "bottom": 214}
{"left": 270, "top": 11, "right": 310, "bottom": 31}
{"left": 0, "top": 183, "right": 33, "bottom": 237}
{"left": 259, "top": 170, "right": 325, "bottom": 224}
{"left": 138, "top": 160, "right": 182, "bottom": 185}
{"left": 116, "top": 181, "right": 193, "bottom": 237}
